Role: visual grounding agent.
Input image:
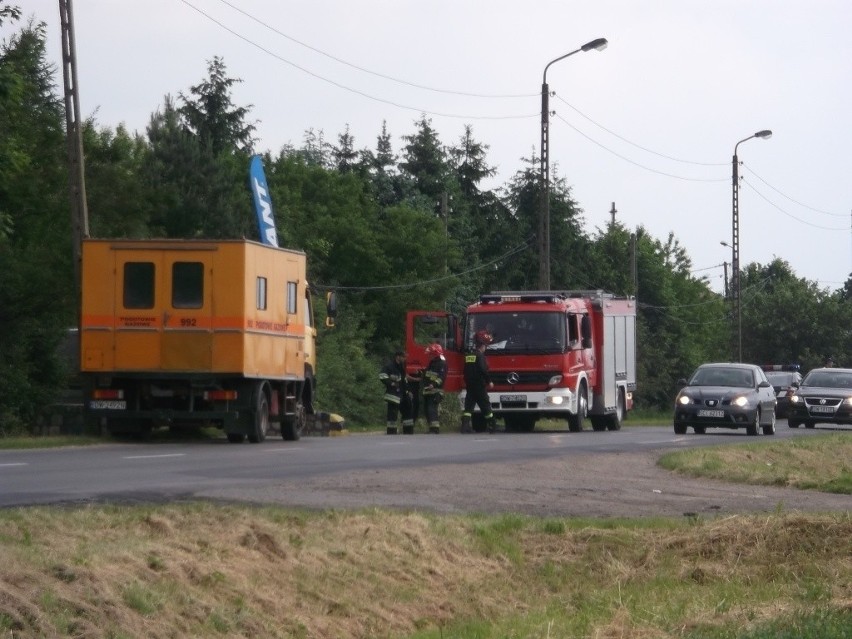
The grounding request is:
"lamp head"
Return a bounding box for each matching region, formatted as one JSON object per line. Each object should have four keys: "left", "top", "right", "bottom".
{"left": 755, "top": 129, "right": 772, "bottom": 140}
{"left": 581, "top": 37, "right": 608, "bottom": 52}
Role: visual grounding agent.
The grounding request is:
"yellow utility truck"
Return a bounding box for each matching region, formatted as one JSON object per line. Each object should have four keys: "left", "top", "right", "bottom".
{"left": 80, "top": 238, "right": 328, "bottom": 442}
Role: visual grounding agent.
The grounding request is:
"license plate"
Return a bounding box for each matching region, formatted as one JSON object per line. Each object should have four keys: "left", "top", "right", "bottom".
{"left": 810, "top": 405, "right": 835, "bottom": 414}
{"left": 500, "top": 394, "right": 526, "bottom": 403}
{"left": 697, "top": 409, "right": 724, "bottom": 418}
{"left": 89, "top": 400, "right": 127, "bottom": 410}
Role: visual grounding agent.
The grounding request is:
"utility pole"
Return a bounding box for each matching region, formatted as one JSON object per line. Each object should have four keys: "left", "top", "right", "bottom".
{"left": 59, "top": 0, "right": 89, "bottom": 301}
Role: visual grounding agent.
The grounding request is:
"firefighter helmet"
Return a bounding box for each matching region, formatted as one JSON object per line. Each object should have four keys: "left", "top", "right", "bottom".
{"left": 424, "top": 342, "right": 444, "bottom": 357}
{"left": 474, "top": 330, "right": 493, "bottom": 346}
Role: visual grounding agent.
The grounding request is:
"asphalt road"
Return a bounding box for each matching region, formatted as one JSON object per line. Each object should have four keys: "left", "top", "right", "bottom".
{"left": 1, "top": 423, "right": 849, "bottom": 516}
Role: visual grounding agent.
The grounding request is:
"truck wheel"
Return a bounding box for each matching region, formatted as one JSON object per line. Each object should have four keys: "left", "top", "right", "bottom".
{"left": 567, "top": 385, "right": 587, "bottom": 432}
{"left": 247, "top": 386, "right": 269, "bottom": 443}
{"left": 590, "top": 417, "right": 607, "bottom": 432}
{"left": 606, "top": 390, "right": 625, "bottom": 431}
{"left": 281, "top": 402, "right": 305, "bottom": 441}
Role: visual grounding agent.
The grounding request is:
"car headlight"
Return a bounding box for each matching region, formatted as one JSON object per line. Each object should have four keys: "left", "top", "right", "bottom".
{"left": 845, "top": 397, "right": 852, "bottom": 406}
{"left": 677, "top": 395, "right": 691, "bottom": 405}
{"left": 789, "top": 395, "right": 800, "bottom": 404}
{"left": 732, "top": 396, "right": 748, "bottom": 407}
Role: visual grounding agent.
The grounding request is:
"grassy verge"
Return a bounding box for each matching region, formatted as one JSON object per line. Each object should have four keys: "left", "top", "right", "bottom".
{"left": 659, "top": 433, "right": 852, "bottom": 494}
{"left": 0, "top": 504, "right": 849, "bottom": 638}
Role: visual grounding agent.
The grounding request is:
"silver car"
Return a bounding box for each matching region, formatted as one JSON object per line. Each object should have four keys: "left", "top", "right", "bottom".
{"left": 674, "top": 363, "right": 777, "bottom": 435}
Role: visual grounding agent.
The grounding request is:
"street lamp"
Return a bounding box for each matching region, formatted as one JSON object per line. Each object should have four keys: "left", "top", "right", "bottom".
{"left": 539, "top": 37, "right": 608, "bottom": 290}
{"left": 731, "top": 129, "right": 772, "bottom": 362}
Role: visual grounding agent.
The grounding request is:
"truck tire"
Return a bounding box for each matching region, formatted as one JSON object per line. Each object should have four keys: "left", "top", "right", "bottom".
{"left": 247, "top": 385, "right": 269, "bottom": 443}
{"left": 606, "top": 390, "right": 625, "bottom": 431}
{"left": 567, "top": 384, "right": 587, "bottom": 432}
{"left": 281, "top": 401, "right": 305, "bottom": 441}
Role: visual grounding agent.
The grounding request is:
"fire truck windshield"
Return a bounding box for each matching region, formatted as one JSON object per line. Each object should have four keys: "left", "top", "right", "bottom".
{"left": 467, "top": 312, "right": 566, "bottom": 353}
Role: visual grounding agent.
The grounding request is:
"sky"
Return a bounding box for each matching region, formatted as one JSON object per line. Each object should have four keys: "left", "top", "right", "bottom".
{"left": 11, "top": 0, "right": 852, "bottom": 294}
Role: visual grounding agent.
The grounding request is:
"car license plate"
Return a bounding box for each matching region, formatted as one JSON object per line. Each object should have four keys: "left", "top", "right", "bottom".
{"left": 697, "top": 409, "right": 724, "bottom": 418}
{"left": 810, "top": 405, "right": 835, "bottom": 414}
{"left": 89, "top": 400, "right": 127, "bottom": 410}
{"left": 500, "top": 394, "right": 526, "bottom": 403}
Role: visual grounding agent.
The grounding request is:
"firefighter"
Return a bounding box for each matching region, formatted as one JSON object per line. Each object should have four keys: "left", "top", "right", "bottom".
{"left": 378, "top": 350, "right": 415, "bottom": 434}
{"left": 462, "top": 330, "right": 496, "bottom": 434}
{"left": 422, "top": 342, "right": 448, "bottom": 434}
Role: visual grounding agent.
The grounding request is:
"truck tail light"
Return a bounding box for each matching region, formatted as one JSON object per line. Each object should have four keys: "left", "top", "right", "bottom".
{"left": 203, "top": 390, "right": 238, "bottom": 401}
{"left": 92, "top": 389, "right": 124, "bottom": 400}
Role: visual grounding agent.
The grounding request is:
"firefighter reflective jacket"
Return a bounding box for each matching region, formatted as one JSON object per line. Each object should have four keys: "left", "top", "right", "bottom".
{"left": 379, "top": 359, "right": 407, "bottom": 404}
{"left": 422, "top": 355, "right": 447, "bottom": 396}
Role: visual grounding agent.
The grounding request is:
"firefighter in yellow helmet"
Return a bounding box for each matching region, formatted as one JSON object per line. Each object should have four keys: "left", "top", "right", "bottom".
{"left": 422, "top": 342, "right": 448, "bottom": 434}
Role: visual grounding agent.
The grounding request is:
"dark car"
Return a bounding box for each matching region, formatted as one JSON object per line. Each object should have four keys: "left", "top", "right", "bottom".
{"left": 787, "top": 367, "right": 852, "bottom": 428}
{"left": 673, "top": 363, "right": 777, "bottom": 435}
{"left": 762, "top": 366, "right": 803, "bottom": 418}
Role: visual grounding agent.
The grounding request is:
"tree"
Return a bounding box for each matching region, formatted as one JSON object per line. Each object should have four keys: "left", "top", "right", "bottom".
{"left": 0, "top": 19, "right": 74, "bottom": 429}
{"left": 178, "top": 56, "right": 255, "bottom": 155}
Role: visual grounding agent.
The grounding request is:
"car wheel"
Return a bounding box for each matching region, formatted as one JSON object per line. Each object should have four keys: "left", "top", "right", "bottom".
{"left": 746, "top": 410, "right": 760, "bottom": 436}
{"left": 674, "top": 423, "right": 687, "bottom": 435}
{"left": 788, "top": 419, "right": 800, "bottom": 428}
{"left": 762, "top": 410, "right": 776, "bottom": 435}
{"left": 692, "top": 426, "right": 706, "bottom": 434}
{"left": 804, "top": 420, "right": 816, "bottom": 429}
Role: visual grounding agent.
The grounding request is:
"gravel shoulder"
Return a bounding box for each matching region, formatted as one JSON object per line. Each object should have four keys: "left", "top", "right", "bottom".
{"left": 204, "top": 449, "right": 852, "bottom": 518}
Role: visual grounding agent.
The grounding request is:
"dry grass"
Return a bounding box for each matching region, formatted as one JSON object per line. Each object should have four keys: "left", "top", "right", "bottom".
{"left": 1, "top": 504, "right": 850, "bottom": 638}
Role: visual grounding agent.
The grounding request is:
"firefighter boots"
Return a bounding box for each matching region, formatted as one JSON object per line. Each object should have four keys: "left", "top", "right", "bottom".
{"left": 487, "top": 417, "right": 496, "bottom": 434}
{"left": 386, "top": 423, "right": 398, "bottom": 435}
{"left": 428, "top": 421, "right": 440, "bottom": 434}
{"left": 402, "top": 425, "right": 414, "bottom": 435}
{"left": 460, "top": 415, "right": 472, "bottom": 434}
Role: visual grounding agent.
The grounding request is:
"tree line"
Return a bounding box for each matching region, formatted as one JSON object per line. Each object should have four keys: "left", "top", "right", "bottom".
{"left": 1, "top": 10, "right": 850, "bottom": 430}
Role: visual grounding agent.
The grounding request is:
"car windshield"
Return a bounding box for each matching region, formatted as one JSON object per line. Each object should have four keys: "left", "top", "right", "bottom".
{"left": 690, "top": 367, "right": 754, "bottom": 388}
{"left": 803, "top": 370, "right": 852, "bottom": 388}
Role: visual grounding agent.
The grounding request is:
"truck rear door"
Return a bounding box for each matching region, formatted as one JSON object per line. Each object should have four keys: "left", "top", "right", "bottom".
{"left": 113, "top": 247, "right": 215, "bottom": 371}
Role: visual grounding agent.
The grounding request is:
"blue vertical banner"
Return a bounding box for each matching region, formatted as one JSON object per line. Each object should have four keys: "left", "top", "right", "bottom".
{"left": 248, "top": 155, "right": 278, "bottom": 247}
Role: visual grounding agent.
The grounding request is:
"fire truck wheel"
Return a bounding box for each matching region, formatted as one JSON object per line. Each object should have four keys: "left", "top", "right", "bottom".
{"left": 247, "top": 386, "right": 269, "bottom": 443}
{"left": 567, "top": 385, "right": 587, "bottom": 432}
{"left": 606, "top": 390, "right": 625, "bottom": 431}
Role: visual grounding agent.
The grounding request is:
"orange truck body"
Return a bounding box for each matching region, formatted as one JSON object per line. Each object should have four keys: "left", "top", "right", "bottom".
{"left": 80, "top": 238, "right": 318, "bottom": 442}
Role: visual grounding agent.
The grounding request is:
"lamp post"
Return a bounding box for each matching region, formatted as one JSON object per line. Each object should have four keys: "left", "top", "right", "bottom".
{"left": 731, "top": 129, "right": 772, "bottom": 361}
{"left": 539, "top": 37, "right": 608, "bottom": 290}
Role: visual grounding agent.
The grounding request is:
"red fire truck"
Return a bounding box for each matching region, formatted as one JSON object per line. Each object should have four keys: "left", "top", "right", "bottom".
{"left": 406, "top": 290, "right": 637, "bottom": 432}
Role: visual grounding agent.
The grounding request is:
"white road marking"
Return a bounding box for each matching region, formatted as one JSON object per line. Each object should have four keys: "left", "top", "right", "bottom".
{"left": 122, "top": 454, "right": 186, "bottom": 460}
{"left": 0, "top": 463, "right": 28, "bottom": 468}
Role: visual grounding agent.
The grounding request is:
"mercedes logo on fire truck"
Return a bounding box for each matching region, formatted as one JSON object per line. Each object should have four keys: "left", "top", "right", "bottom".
{"left": 507, "top": 372, "right": 520, "bottom": 385}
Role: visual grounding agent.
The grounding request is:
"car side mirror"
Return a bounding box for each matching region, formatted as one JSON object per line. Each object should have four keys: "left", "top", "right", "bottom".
{"left": 758, "top": 381, "right": 771, "bottom": 388}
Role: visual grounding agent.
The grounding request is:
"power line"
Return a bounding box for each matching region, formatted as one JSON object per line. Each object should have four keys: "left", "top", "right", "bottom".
{"left": 213, "top": 0, "right": 537, "bottom": 100}
{"left": 179, "top": 0, "right": 538, "bottom": 121}
{"left": 742, "top": 163, "right": 847, "bottom": 218}
{"left": 316, "top": 236, "right": 534, "bottom": 292}
{"left": 552, "top": 113, "right": 728, "bottom": 183}
{"left": 741, "top": 179, "right": 847, "bottom": 231}
{"left": 554, "top": 95, "right": 727, "bottom": 167}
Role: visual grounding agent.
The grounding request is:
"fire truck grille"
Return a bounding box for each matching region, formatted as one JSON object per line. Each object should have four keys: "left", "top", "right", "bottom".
{"left": 494, "top": 371, "right": 554, "bottom": 386}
